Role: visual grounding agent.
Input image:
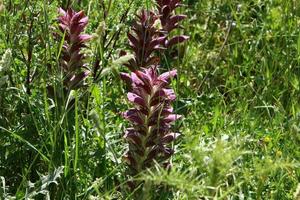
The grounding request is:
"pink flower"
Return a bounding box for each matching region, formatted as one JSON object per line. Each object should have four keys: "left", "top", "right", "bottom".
{"left": 155, "top": 0, "right": 189, "bottom": 48}
{"left": 123, "top": 10, "right": 165, "bottom": 71}
{"left": 120, "top": 4, "right": 189, "bottom": 188}
{"left": 121, "top": 66, "right": 180, "bottom": 174}
{"left": 58, "top": 8, "right": 92, "bottom": 90}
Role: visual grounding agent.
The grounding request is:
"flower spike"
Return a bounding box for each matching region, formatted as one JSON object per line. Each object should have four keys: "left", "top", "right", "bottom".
{"left": 122, "top": 67, "right": 180, "bottom": 176}
{"left": 120, "top": 3, "right": 188, "bottom": 191}
{"left": 155, "top": 0, "right": 189, "bottom": 48}
{"left": 124, "top": 10, "right": 164, "bottom": 71}
{"left": 57, "top": 8, "right": 92, "bottom": 90}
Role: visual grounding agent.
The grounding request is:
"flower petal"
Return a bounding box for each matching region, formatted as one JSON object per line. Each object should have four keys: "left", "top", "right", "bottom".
{"left": 78, "top": 34, "right": 93, "bottom": 42}
{"left": 120, "top": 72, "right": 132, "bottom": 86}
{"left": 123, "top": 109, "right": 144, "bottom": 125}
{"left": 158, "top": 69, "right": 177, "bottom": 82}
{"left": 124, "top": 129, "right": 142, "bottom": 146}
{"left": 127, "top": 92, "right": 146, "bottom": 107}
{"left": 163, "top": 114, "right": 182, "bottom": 123}
{"left": 166, "top": 35, "right": 189, "bottom": 47}
{"left": 161, "top": 132, "right": 180, "bottom": 144}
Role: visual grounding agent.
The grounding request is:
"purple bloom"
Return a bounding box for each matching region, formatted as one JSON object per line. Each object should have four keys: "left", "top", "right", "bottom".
{"left": 120, "top": 5, "right": 188, "bottom": 189}
{"left": 155, "top": 0, "right": 189, "bottom": 48}
{"left": 57, "top": 8, "right": 92, "bottom": 90}
{"left": 121, "top": 66, "right": 181, "bottom": 175}
{"left": 123, "top": 9, "right": 165, "bottom": 71}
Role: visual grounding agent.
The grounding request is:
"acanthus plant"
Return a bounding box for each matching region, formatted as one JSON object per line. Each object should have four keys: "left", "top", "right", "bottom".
{"left": 58, "top": 8, "right": 92, "bottom": 90}
{"left": 120, "top": 6, "right": 187, "bottom": 188}
{"left": 122, "top": 9, "right": 166, "bottom": 71}
{"left": 155, "top": 0, "right": 189, "bottom": 50}
{"left": 48, "top": 8, "right": 92, "bottom": 98}
{"left": 122, "top": 66, "right": 180, "bottom": 178}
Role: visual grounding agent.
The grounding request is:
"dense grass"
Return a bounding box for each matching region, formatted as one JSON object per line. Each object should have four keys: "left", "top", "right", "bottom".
{"left": 0, "top": 0, "right": 300, "bottom": 199}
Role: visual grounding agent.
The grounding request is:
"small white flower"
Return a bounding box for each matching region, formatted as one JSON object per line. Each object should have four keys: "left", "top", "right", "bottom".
{"left": 203, "top": 156, "right": 211, "bottom": 165}
{"left": 0, "top": 49, "right": 12, "bottom": 73}
{"left": 221, "top": 134, "right": 229, "bottom": 142}
{"left": 237, "top": 4, "right": 242, "bottom": 12}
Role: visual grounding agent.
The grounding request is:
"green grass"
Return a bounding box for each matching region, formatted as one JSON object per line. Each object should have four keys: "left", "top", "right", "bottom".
{"left": 0, "top": 0, "right": 300, "bottom": 199}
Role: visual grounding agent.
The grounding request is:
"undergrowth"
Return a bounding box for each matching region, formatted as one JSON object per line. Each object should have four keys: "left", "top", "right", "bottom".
{"left": 0, "top": 0, "right": 300, "bottom": 199}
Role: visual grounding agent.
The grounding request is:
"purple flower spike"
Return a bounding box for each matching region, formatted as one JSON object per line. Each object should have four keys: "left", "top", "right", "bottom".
{"left": 57, "top": 8, "right": 92, "bottom": 90}
{"left": 122, "top": 66, "right": 180, "bottom": 174}
{"left": 120, "top": 5, "right": 188, "bottom": 190}
{"left": 155, "top": 0, "right": 189, "bottom": 48}
{"left": 125, "top": 10, "right": 165, "bottom": 71}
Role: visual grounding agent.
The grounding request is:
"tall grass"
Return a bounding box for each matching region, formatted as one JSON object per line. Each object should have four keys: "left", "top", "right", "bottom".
{"left": 0, "top": 0, "right": 299, "bottom": 199}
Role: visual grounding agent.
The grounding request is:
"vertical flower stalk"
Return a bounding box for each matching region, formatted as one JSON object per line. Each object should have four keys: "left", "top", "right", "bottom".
{"left": 121, "top": 9, "right": 185, "bottom": 188}
{"left": 122, "top": 9, "right": 165, "bottom": 71}
{"left": 0, "top": 49, "right": 12, "bottom": 87}
{"left": 122, "top": 67, "right": 180, "bottom": 178}
{"left": 57, "top": 8, "right": 92, "bottom": 91}
{"left": 155, "top": 0, "right": 189, "bottom": 48}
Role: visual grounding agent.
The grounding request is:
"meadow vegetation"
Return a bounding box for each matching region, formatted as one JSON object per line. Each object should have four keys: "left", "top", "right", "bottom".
{"left": 0, "top": 0, "right": 300, "bottom": 199}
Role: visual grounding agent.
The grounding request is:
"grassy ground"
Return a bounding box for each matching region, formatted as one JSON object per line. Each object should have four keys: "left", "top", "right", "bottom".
{"left": 0, "top": 0, "right": 300, "bottom": 199}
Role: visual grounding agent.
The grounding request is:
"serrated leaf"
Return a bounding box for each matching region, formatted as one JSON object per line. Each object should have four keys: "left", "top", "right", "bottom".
{"left": 25, "top": 167, "right": 64, "bottom": 199}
